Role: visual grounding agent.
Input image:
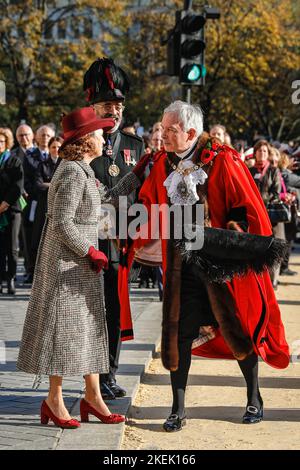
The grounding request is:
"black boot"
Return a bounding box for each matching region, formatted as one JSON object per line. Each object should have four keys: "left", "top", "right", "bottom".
{"left": 7, "top": 279, "right": 16, "bottom": 295}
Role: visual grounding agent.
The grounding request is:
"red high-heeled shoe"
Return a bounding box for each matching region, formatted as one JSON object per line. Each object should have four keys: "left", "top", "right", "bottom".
{"left": 80, "top": 398, "right": 125, "bottom": 424}
{"left": 40, "top": 400, "right": 80, "bottom": 429}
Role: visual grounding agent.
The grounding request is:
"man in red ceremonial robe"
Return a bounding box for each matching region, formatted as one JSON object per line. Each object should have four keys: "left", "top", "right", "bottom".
{"left": 118, "top": 101, "right": 289, "bottom": 432}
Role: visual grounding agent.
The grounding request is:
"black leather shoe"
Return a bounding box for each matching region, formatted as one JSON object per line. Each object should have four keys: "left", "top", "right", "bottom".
{"left": 108, "top": 381, "right": 127, "bottom": 398}
{"left": 163, "top": 414, "right": 186, "bottom": 432}
{"left": 7, "top": 279, "right": 16, "bottom": 295}
{"left": 242, "top": 404, "right": 263, "bottom": 424}
{"left": 280, "top": 268, "right": 297, "bottom": 276}
{"left": 100, "top": 382, "right": 116, "bottom": 400}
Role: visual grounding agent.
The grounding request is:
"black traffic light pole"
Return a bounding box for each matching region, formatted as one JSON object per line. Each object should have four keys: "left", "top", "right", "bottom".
{"left": 184, "top": 0, "right": 193, "bottom": 9}
{"left": 183, "top": 0, "right": 193, "bottom": 103}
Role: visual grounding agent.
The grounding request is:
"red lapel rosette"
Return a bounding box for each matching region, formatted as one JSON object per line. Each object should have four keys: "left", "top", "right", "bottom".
{"left": 201, "top": 148, "right": 215, "bottom": 164}
{"left": 200, "top": 139, "right": 221, "bottom": 164}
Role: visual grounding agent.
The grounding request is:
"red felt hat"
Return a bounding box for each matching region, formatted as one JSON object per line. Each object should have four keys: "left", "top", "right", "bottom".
{"left": 60, "top": 107, "right": 114, "bottom": 149}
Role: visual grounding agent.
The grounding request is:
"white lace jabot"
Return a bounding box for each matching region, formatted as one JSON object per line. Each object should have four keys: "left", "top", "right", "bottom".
{"left": 163, "top": 159, "right": 208, "bottom": 205}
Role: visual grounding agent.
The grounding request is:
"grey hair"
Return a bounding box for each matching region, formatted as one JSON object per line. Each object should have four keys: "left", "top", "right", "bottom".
{"left": 16, "top": 124, "right": 33, "bottom": 136}
{"left": 163, "top": 100, "right": 204, "bottom": 137}
{"left": 35, "top": 125, "right": 55, "bottom": 137}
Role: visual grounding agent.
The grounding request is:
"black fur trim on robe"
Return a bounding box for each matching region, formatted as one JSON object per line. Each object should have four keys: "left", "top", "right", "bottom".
{"left": 176, "top": 226, "right": 288, "bottom": 284}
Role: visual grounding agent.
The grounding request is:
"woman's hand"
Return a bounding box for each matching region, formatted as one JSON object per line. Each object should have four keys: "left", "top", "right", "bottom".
{"left": 86, "top": 246, "right": 108, "bottom": 273}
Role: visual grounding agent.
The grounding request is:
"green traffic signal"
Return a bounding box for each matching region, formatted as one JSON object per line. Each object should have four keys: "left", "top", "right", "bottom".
{"left": 182, "top": 64, "right": 206, "bottom": 83}
{"left": 188, "top": 65, "right": 201, "bottom": 81}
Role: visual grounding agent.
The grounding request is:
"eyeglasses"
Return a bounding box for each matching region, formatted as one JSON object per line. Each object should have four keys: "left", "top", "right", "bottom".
{"left": 18, "top": 133, "right": 32, "bottom": 138}
{"left": 94, "top": 103, "right": 125, "bottom": 112}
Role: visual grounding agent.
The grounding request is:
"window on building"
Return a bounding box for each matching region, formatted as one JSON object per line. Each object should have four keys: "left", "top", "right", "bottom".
{"left": 70, "top": 16, "right": 80, "bottom": 39}
{"left": 57, "top": 19, "right": 66, "bottom": 39}
{"left": 83, "top": 17, "right": 93, "bottom": 38}
{"left": 44, "top": 20, "right": 54, "bottom": 39}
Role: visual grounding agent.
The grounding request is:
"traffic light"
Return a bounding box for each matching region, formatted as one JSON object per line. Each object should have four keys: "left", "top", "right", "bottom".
{"left": 166, "top": 5, "right": 220, "bottom": 90}
{"left": 179, "top": 9, "right": 206, "bottom": 86}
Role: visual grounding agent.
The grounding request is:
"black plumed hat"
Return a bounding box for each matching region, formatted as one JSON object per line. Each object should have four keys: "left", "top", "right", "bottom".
{"left": 83, "top": 57, "right": 130, "bottom": 103}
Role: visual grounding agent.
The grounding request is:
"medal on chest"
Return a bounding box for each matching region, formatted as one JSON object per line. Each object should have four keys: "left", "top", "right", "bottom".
{"left": 105, "top": 141, "right": 113, "bottom": 157}
{"left": 105, "top": 137, "right": 120, "bottom": 177}
{"left": 108, "top": 163, "right": 120, "bottom": 177}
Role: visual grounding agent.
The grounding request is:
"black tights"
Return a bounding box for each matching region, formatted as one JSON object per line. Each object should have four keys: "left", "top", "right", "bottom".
{"left": 170, "top": 345, "right": 262, "bottom": 418}
{"left": 170, "top": 340, "right": 193, "bottom": 417}
{"left": 237, "top": 352, "right": 262, "bottom": 409}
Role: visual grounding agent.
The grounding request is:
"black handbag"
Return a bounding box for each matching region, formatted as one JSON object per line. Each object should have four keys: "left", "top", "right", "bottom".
{"left": 267, "top": 201, "right": 291, "bottom": 224}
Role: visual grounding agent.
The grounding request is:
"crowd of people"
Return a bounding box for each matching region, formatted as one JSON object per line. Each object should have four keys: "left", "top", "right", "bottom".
{"left": 0, "top": 56, "right": 298, "bottom": 433}
{"left": 1, "top": 115, "right": 299, "bottom": 297}
{"left": 125, "top": 122, "right": 300, "bottom": 292}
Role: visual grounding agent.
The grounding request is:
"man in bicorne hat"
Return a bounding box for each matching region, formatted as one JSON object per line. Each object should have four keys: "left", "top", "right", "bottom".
{"left": 83, "top": 58, "right": 145, "bottom": 400}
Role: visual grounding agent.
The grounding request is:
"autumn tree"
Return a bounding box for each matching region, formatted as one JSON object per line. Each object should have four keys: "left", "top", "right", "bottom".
{"left": 0, "top": 0, "right": 128, "bottom": 130}
{"left": 196, "top": 0, "right": 300, "bottom": 141}
{"left": 115, "top": 0, "right": 182, "bottom": 130}
{"left": 119, "top": 0, "right": 299, "bottom": 141}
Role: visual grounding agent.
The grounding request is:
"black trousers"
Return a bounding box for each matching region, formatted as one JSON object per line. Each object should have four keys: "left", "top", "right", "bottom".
{"left": 0, "top": 211, "right": 21, "bottom": 282}
{"left": 101, "top": 260, "right": 121, "bottom": 383}
{"left": 170, "top": 264, "right": 260, "bottom": 416}
{"left": 21, "top": 211, "right": 35, "bottom": 276}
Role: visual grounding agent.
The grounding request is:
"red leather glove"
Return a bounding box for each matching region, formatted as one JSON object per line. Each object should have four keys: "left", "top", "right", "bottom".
{"left": 87, "top": 246, "right": 108, "bottom": 273}
{"left": 132, "top": 153, "right": 152, "bottom": 179}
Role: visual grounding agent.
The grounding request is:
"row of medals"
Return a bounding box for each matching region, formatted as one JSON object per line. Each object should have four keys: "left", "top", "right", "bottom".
{"left": 106, "top": 141, "right": 120, "bottom": 176}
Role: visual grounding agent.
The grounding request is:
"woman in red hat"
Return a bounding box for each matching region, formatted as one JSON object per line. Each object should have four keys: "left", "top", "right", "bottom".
{"left": 17, "top": 107, "right": 138, "bottom": 428}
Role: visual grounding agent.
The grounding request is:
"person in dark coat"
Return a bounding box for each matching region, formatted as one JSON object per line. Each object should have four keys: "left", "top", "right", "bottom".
{"left": 278, "top": 152, "right": 300, "bottom": 275}
{"left": 31, "top": 136, "right": 63, "bottom": 269}
{"left": 10, "top": 124, "right": 35, "bottom": 165}
{"left": 83, "top": 57, "right": 145, "bottom": 400}
{"left": 22, "top": 125, "right": 55, "bottom": 283}
{"left": 249, "top": 140, "right": 283, "bottom": 289}
{"left": 0, "top": 128, "right": 24, "bottom": 295}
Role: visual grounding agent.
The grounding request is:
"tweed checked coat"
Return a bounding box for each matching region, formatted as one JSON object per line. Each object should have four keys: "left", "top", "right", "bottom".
{"left": 17, "top": 159, "right": 141, "bottom": 376}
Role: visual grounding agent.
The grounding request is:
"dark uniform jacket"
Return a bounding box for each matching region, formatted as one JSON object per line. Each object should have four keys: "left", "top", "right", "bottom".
{"left": 90, "top": 129, "right": 144, "bottom": 261}
{"left": 31, "top": 157, "right": 59, "bottom": 260}
{"left": 0, "top": 152, "right": 24, "bottom": 212}
{"left": 23, "top": 148, "right": 47, "bottom": 200}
